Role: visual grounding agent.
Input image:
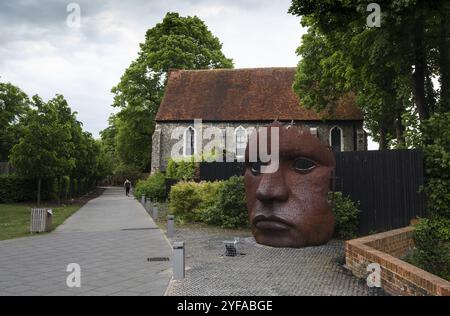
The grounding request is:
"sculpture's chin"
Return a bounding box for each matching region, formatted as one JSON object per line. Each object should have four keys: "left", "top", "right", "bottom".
{"left": 252, "top": 226, "right": 334, "bottom": 248}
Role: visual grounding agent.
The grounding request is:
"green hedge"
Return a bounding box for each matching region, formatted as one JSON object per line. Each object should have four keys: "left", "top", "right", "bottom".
{"left": 165, "top": 158, "right": 196, "bottom": 181}
{"left": 422, "top": 112, "right": 450, "bottom": 219}
{"left": 0, "top": 175, "right": 58, "bottom": 203}
{"left": 168, "top": 177, "right": 361, "bottom": 232}
{"left": 410, "top": 113, "right": 450, "bottom": 280}
{"left": 0, "top": 175, "right": 94, "bottom": 203}
{"left": 328, "top": 192, "right": 360, "bottom": 240}
{"left": 168, "top": 181, "right": 221, "bottom": 222}
{"left": 410, "top": 218, "right": 450, "bottom": 281}
{"left": 201, "top": 176, "right": 248, "bottom": 228}
{"left": 134, "top": 172, "right": 166, "bottom": 202}
{"left": 168, "top": 176, "right": 248, "bottom": 228}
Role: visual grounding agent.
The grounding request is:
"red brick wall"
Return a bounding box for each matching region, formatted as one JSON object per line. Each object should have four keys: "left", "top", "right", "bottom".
{"left": 345, "top": 226, "right": 450, "bottom": 296}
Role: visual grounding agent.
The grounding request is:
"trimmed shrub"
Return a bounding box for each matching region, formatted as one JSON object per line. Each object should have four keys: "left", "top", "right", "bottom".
{"left": 134, "top": 172, "right": 166, "bottom": 202}
{"left": 0, "top": 175, "right": 32, "bottom": 202}
{"left": 165, "top": 158, "right": 196, "bottom": 181}
{"left": 202, "top": 176, "right": 248, "bottom": 229}
{"left": 0, "top": 175, "right": 58, "bottom": 203}
{"left": 168, "top": 181, "right": 221, "bottom": 222}
{"left": 410, "top": 218, "right": 450, "bottom": 281}
{"left": 166, "top": 159, "right": 178, "bottom": 179}
{"left": 328, "top": 192, "right": 360, "bottom": 240}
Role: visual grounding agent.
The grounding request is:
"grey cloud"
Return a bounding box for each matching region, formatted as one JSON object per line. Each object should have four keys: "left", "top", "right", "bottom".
{"left": 0, "top": 0, "right": 105, "bottom": 25}
{"left": 0, "top": 0, "right": 109, "bottom": 45}
{"left": 0, "top": 0, "right": 303, "bottom": 138}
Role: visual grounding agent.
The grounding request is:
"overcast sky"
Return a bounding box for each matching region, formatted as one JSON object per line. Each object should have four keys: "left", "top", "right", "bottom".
{"left": 0, "top": 0, "right": 306, "bottom": 137}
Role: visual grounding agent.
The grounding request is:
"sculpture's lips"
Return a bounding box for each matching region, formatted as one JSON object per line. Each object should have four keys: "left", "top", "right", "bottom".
{"left": 253, "top": 215, "right": 293, "bottom": 231}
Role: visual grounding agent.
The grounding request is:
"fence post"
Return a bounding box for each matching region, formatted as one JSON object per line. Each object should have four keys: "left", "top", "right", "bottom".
{"left": 141, "top": 195, "right": 145, "bottom": 205}
{"left": 167, "top": 215, "right": 174, "bottom": 238}
{"left": 173, "top": 241, "right": 185, "bottom": 280}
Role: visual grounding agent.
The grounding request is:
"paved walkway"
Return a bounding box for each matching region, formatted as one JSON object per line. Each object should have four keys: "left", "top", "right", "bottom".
{"left": 0, "top": 187, "right": 172, "bottom": 296}
{"left": 166, "top": 226, "right": 387, "bottom": 296}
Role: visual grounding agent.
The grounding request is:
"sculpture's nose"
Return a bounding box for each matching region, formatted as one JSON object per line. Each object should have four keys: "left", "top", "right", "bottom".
{"left": 255, "top": 170, "right": 289, "bottom": 203}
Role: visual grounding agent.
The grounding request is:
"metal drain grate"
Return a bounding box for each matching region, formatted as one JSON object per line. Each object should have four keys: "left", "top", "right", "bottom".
{"left": 147, "top": 257, "right": 170, "bottom": 262}
{"left": 223, "top": 237, "right": 241, "bottom": 257}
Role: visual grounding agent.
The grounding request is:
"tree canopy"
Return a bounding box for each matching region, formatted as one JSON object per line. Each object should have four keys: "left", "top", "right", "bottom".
{"left": 5, "top": 88, "right": 112, "bottom": 205}
{"left": 289, "top": 0, "right": 450, "bottom": 149}
{"left": 105, "top": 12, "right": 233, "bottom": 174}
{"left": 0, "top": 82, "right": 30, "bottom": 161}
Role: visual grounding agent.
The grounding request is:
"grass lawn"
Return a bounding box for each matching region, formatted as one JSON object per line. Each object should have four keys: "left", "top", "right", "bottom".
{"left": 0, "top": 188, "right": 104, "bottom": 241}
{"left": 0, "top": 203, "right": 81, "bottom": 241}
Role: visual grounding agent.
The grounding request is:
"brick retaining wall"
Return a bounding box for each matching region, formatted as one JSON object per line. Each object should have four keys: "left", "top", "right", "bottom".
{"left": 345, "top": 226, "right": 450, "bottom": 296}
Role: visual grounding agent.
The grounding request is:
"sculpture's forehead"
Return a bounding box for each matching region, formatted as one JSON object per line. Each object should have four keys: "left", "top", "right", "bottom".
{"left": 249, "top": 124, "right": 336, "bottom": 167}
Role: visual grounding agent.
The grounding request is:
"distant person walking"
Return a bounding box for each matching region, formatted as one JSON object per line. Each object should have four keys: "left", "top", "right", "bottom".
{"left": 124, "top": 179, "right": 131, "bottom": 197}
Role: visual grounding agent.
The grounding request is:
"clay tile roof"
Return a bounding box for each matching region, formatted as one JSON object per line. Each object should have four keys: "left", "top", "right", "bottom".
{"left": 155, "top": 67, "right": 363, "bottom": 122}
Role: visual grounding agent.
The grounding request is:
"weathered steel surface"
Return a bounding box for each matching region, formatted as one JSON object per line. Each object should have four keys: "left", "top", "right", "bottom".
{"left": 244, "top": 122, "right": 336, "bottom": 248}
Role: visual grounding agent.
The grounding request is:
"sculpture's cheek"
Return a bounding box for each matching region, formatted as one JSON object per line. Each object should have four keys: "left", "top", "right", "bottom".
{"left": 245, "top": 165, "right": 335, "bottom": 248}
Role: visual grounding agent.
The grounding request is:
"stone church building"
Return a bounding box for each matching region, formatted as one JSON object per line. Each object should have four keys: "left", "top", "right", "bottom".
{"left": 151, "top": 67, "right": 366, "bottom": 173}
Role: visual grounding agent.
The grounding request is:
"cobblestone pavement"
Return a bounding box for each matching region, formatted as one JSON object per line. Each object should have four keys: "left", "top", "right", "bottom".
{"left": 166, "top": 226, "right": 387, "bottom": 296}
{"left": 0, "top": 187, "right": 172, "bottom": 296}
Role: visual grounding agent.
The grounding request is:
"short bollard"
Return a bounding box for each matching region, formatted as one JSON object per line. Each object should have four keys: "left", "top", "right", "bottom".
{"left": 173, "top": 241, "right": 185, "bottom": 280}
{"left": 141, "top": 195, "right": 145, "bottom": 205}
{"left": 152, "top": 204, "right": 159, "bottom": 221}
{"left": 167, "top": 215, "right": 174, "bottom": 238}
{"left": 145, "top": 200, "right": 151, "bottom": 213}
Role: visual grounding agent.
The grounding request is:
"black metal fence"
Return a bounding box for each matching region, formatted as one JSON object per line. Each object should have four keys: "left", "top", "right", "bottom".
{"left": 199, "top": 149, "right": 426, "bottom": 235}
{"left": 199, "top": 162, "right": 245, "bottom": 181}
{"left": 334, "top": 149, "right": 426, "bottom": 235}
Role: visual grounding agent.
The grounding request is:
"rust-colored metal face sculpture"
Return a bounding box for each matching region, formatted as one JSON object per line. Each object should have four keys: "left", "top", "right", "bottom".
{"left": 244, "top": 122, "right": 336, "bottom": 248}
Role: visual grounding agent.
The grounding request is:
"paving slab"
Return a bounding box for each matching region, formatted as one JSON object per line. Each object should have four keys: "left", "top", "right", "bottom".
{"left": 0, "top": 187, "right": 172, "bottom": 296}
{"left": 166, "top": 226, "right": 388, "bottom": 296}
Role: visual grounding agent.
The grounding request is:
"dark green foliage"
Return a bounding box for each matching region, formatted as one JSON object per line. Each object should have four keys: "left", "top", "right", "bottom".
{"left": 0, "top": 82, "right": 30, "bottom": 161}
{"left": 289, "top": 0, "right": 450, "bottom": 148}
{"left": 408, "top": 113, "right": 450, "bottom": 280}
{"left": 422, "top": 113, "right": 450, "bottom": 219}
{"left": 165, "top": 159, "right": 178, "bottom": 179}
{"left": 113, "top": 163, "right": 143, "bottom": 185}
{"left": 168, "top": 181, "right": 221, "bottom": 223}
{"left": 134, "top": 172, "right": 167, "bottom": 203}
{"left": 0, "top": 175, "right": 57, "bottom": 203}
{"left": 107, "top": 12, "right": 233, "bottom": 173}
{"left": 8, "top": 94, "right": 106, "bottom": 204}
{"left": 0, "top": 86, "right": 110, "bottom": 204}
{"left": 410, "top": 218, "right": 450, "bottom": 281}
{"left": 328, "top": 192, "right": 360, "bottom": 240}
{"left": 289, "top": 0, "right": 450, "bottom": 279}
{"left": 9, "top": 96, "right": 74, "bottom": 180}
{"left": 165, "top": 158, "right": 196, "bottom": 181}
{"left": 168, "top": 176, "right": 248, "bottom": 228}
{"left": 201, "top": 176, "right": 248, "bottom": 229}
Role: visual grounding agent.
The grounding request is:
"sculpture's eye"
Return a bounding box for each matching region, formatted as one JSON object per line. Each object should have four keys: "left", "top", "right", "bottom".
{"left": 250, "top": 162, "right": 262, "bottom": 176}
{"left": 293, "top": 158, "right": 316, "bottom": 174}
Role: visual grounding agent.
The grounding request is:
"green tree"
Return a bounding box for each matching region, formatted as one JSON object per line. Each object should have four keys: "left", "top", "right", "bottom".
{"left": 96, "top": 140, "right": 115, "bottom": 180}
{"left": 47, "top": 95, "right": 81, "bottom": 202}
{"left": 289, "top": 0, "right": 449, "bottom": 148}
{"left": 107, "top": 12, "right": 233, "bottom": 172}
{"left": 0, "top": 82, "right": 30, "bottom": 161}
{"left": 9, "top": 96, "right": 74, "bottom": 206}
{"left": 288, "top": 0, "right": 450, "bottom": 279}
